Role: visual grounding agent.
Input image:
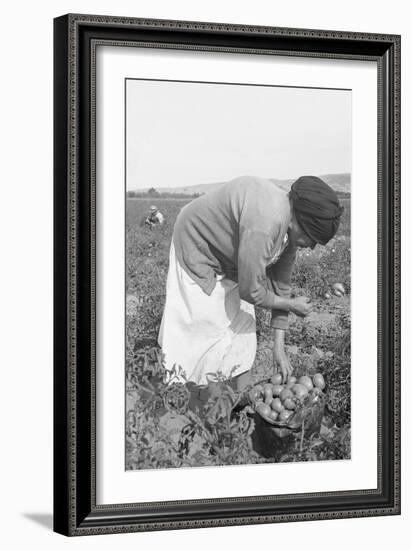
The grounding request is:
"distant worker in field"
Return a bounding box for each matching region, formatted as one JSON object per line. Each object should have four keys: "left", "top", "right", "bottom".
{"left": 158, "top": 176, "right": 343, "bottom": 395}
{"left": 145, "top": 205, "right": 164, "bottom": 228}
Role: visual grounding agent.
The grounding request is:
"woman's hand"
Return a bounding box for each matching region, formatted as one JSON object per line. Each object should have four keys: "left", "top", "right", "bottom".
{"left": 272, "top": 328, "right": 293, "bottom": 382}
{"left": 290, "top": 296, "right": 313, "bottom": 317}
{"left": 273, "top": 346, "right": 293, "bottom": 383}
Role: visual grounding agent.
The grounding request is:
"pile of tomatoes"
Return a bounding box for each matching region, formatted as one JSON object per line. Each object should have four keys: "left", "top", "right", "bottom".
{"left": 249, "top": 372, "right": 326, "bottom": 426}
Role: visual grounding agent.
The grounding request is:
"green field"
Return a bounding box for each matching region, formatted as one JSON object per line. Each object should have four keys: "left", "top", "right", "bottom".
{"left": 126, "top": 197, "right": 351, "bottom": 469}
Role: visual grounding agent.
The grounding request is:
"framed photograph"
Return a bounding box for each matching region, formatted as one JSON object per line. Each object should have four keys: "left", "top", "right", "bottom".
{"left": 53, "top": 14, "right": 400, "bottom": 536}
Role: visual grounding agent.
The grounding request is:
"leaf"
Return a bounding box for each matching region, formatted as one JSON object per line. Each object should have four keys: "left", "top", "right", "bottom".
{"left": 309, "top": 440, "right": 324, "bottom": 449}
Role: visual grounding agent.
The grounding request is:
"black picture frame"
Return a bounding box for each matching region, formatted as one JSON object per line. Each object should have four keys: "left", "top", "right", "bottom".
{"left": 53, "top": 13, "right": 401, "bottom": 536}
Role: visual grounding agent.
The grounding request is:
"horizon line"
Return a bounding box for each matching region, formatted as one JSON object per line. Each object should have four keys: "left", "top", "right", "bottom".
{"left": 127, "top": 172, "right": 351, "bottom": 193}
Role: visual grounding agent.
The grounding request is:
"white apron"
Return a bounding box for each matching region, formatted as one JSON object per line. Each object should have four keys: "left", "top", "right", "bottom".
{"left": 158, "top": 242, "right": 257, "bottom": 385}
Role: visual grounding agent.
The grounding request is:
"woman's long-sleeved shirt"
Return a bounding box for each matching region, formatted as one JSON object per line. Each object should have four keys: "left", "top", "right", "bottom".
{"left": 172, "top": 176, "right": 296, "bottom": 330}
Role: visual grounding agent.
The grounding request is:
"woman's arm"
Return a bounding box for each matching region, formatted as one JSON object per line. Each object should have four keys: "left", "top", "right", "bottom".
{"left": 237, "top": 228, "right": 294, "bottom": 310}
{"left": 271, "top": 327, "right": 293, "bottom": 381}
{"left": 266, "top": 243, "right": 297, "bottom": 330}
{"left": 237, "top": 229, "right": 313, "bottom": 317}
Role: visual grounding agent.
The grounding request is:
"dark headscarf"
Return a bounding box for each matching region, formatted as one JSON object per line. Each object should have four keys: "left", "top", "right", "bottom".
{"left": 289, "top": 176, "right": 344, "bottom": 245}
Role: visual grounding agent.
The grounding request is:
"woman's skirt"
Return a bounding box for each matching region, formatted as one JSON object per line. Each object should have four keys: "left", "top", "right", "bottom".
{"left": 158, "top": 242, "right": 257, "bottom": 386}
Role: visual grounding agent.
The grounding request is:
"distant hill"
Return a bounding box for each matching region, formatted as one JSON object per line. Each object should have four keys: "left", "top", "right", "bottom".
{"left": 269, "top": 173, "right": 351, "bottom": 194}
{"left": 132, "top": 173, "right": 351, "bottom": 196}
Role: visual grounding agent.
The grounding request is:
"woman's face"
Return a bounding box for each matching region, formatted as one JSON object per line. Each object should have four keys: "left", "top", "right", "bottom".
{"left": 288, "top": 218, "right": 317, "bottom": 249}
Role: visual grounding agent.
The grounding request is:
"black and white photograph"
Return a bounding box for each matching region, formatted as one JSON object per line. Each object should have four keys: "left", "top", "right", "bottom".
{"left": 51, "top": 10, "right": 400, "bottom": 538}
{"left": 125, "top": 78, "right": 352, "bottom": 470}
{"left": 0, "top": 0, "right": 405, "bottom": 542}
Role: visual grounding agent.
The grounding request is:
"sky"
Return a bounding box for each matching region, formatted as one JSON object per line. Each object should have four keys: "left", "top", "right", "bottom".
{"left": 126, "top": 79, "right": 351, "bottom": 190}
